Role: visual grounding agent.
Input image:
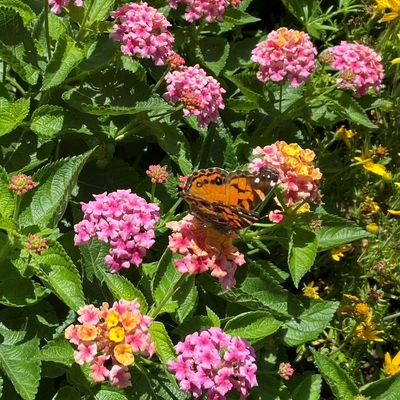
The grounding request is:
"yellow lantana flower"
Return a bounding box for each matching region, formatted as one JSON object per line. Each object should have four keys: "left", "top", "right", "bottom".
{"left": 331, "top": 244, "right": 353, "bottom": 262}
{"left": 107, "top": 310, "right": 120, "bottom": 328}
{"left": 114, "top": 343, "right": 135, "bottom": 366}
{"left": 354, "top": 157, "right": 393, "bottom": 181}
{"left": 109, "top": 326, "right": 125, "bottom": 343}
{"left": 384, "top": 351, "right": 400, "bottom": 376}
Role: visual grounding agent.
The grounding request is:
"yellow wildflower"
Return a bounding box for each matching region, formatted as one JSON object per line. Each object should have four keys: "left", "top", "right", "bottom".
{"left": 354, "top": 156, "right": 393, "bottom": 181}
{"left": 373, "top": 145, "right": 389, "bottom": 158}
{"left": 331, "top": 244, "right": 353, "bottom": 262}
{"left": 354, "top": 303, "right": 372, "bottom": 320}
{"left": 375, "top": 0, "right": 400, "bottom": 22}
{"left": 366, "top": 223, "right": 380, "bottom": 234}
{"left": 303, "top": 282, "right": 321, "bottom": 300}
{"left": 114, "top": 343, "right": 135, "bottom": 366}
{"left": 296, "top": 203, "right": 311, "bottom": 214}
{"left": 337, "top": 126, "right": 357, "bottom": 148}
{"left": 395, "top": 182, "right": 400, "bottom": 189}
{"left": 361, "top": 197, "right": 381, "bottom": 215}
{"left": 355, "top": 318, "right": 384, "bottom": 343}
{"left": 384, "top": 351, "right": 400, "bottom": 376}
{"left": 109, "top": 326, "right": 125, "bottom": 343}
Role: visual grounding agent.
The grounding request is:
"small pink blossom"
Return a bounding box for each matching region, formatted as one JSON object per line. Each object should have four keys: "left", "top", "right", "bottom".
{"left": 74, "top": 190, "right": 159, "bottom": 273}
{"left": 169, "top": 0, "right": 242, "bottom": 22}
{"left": 326, "top": 41, "right": 384, "bottom": 97}
{"left": 279, "top": 362, "right": 295, "bottom": 381}
{"left": 75, "top": 343, "right": 97, "bottom": 365}
{"left": 169, "top": 328, "right": 258, "bottom": 400}
{"left": 111, "top": 2, "right": 174, "bottom": 66}
{"left": 251, "top": 28, "right": 317, "bottom": 88}
{"left": 109, "top": 365, "right": 132, "bottom": 388}
{"left": 269, "top": 210, "right": 284, "bottom": 224}
{"left": 167, "top": 215, "right": 245, "bottom": 289}
{"left": 48, "top": 0, "right": 83, "bottom": 14}
{"left": 164, "top": 65, "right": 225, "bottom": 126}
{"left": 27, "top": 234, "right": 48, "bottom": 255}
{"left": 146, "top": 165, "right": 169, "bottom": 184}
{"left": 9, "top": 174, "right": 38, "bottom": 197}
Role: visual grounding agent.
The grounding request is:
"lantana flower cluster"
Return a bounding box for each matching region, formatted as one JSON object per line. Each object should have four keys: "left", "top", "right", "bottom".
{"left": 249, "top": 141, "right": 322, "bottom": 222}
{"left": 165, "top": 64, "right": 225, "bottom": 126}
{"left": 168, "top": 328, "right": 258, "bottom": 399}
{"left": 111, "top": 2, "right": 175, "bottom": 66}
{"left": 65, "top": 300, "right": 155, "bottom": 388}
{"left": 9, "top": 174, "right": 38, "bottom": 197}
{"left": 167, "top": 215, "right": 245, "bottom": 289}
{"left": 74, "top": 190, "right": 160, "bottom": 273}
{"left": 251, "top": 28, "right": 317, "bottom": 88}
{"left": 48, "top": 0, "right": 83, "bottom": 14}
{"left": 169, "top": 0, "right": 242, "bottom": 23}
{"left": 326, "top": 41, "right": 384, "bottom": 97}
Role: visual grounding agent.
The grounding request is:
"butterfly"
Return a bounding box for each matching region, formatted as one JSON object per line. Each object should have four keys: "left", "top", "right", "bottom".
{"left": 180, "top": 167, "right": 280, "bottom": 233}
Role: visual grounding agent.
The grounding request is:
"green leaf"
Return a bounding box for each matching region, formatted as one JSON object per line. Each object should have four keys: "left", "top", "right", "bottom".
{"left": 42, "top": 35, "right": 85, "bottom": 90}
{"left": 312, "top": 350, "right": 359, "bottom": 400}
{"left": 102, "top": 273, "right": 149, "bottom": 313}
{"left": 225, "top": 311, "right": 282, "bottom": 342}
{"left": 221, "top": 7, "right": 260, "bottom": 30}
{"left": 0, "top": 277, "right": 49, "bottom": 307}
{"left": 0, "top": 0, "right": 36, "bottom": 25}
{"left": 316, "top": 209, "right": 371, "bottom": 251}
{"left": 226, "top": 72, "right": 264, "bottom": 105}
{"left": 95, "top": 391, "right": 128, "bottom": 400}
{"left": 0, "top": 338, "right": 41, "bottom": 400}
{"left": 52, "top": 386, "right": 80, "bottom": 400}
{"left": 34, "top": 241, "right": 85, "bottom": 311}
{"left": 175, "top": 277, "right": 198, "bottom": 324}
{"left": 360, "top": 376, "right": 400, "bottom": 400}
{"left": 199, "top": 37, "right": 230, "bottom": 76}
{"left": 41, "top": 338, "right": 74, "bottom": 367}
{"left": 0, "top": 97, "right": 30, "bottom": 136}
{"left": 290, "top": 373, "right": 322, "bottom": 400}
{"left": 288, "top": 228, "right": 318, "bottom": 287}
{"left": 0, "top": 7, "right": 39, "bottom": 85}
{"left": 333, "top": 92, "right": 378, "bottom": 129}
{"left": 149, "top": 321, "right": 176, "bottom": 366}
{"left": 85, "top": 0, "right": 116, "bottom": 26}
{"left": 19, "top": 149, "right": 95, "bottom": 228}
{"left": 283, "top": 301, "right": 339, "bottom": 346}
{"left": 0, "top": 166, "right": 14, "bottom": 218}
{"left": 30, "top": 105, "right": 64, "bottom": 140}
{"left": 206, "top": 307, "right": 221, "bottom": 327}
{"left": 62, "top": 69, "right": 161, "bottom": 115}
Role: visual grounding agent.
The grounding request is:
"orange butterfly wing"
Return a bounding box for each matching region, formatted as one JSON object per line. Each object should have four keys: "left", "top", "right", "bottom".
{"left": 181, "top": 167, "right": 279, "bottom": 232}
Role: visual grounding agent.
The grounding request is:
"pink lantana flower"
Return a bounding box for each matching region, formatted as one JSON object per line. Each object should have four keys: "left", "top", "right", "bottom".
{"left": 251, "top": 28, "right": 317, "bottom": 88}
{"left": 48, "top": 0, "right": 83, "bottom": 14}
{"left": 164, "top": 64, "right": 225, "bottom": 126}
{"left": 111, "top": 2, "right": 174, "bottom": 66}
{"left": 167, "top": 215, "right": 245, "bottom": 289}
{"left": 169, "top": 328, "right": 258, "bottom": 400}
{"left": 326, "top": 41, "right": 384, "bottom": 97}
{"left": 74, "top": 190, "right": 160, "bottom": 273}
{"left": 65, "top": 300, "right": 155, "bottom": 388}
{"left": 169, "top": 0, "right": 242, "bottom": 22}
{"left": 249, "top": 141, "right": 322, "bottom": 209}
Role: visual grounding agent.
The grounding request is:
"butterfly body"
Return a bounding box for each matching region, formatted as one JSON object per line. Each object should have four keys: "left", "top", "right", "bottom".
{"left": 181, "top": 167, "right": 279, "bottom": 232}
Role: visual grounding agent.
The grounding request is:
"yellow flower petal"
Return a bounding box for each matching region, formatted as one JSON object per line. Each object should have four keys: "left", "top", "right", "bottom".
{"left": 392, "top": 57, "right": 400, "bottom": 64}
{"left": 388, "top": 209, "right": 400, "bottom": 216}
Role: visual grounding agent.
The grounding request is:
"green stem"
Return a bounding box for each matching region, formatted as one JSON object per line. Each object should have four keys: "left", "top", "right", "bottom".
{"left": 330, "top": 324, "right": 357, "bottom": 357}
{"left": 152, "top": 67, "right": 170, "bottom": 94}
{"left": 2, "top": 61, "right": 6, "bottom": 84}
{"left": 13, "top": 196, "right": 21, "bottom": 225}
{"left": 134, "top": 363, "right": 159, "bottom": 399}
{"left": 279, "top": 84, "right": 283, "bottom": 113}
{"left": 6, "top": 77, "right": 26, "bottom": 95}
{"left": 44, "top": 0, "right": 52, "bottom": 60}
{"left": 76, "top": 0, "right": 96, "bottom": 44}
{"left": 383, "top": 311, "right": 400, "bottom": 321}
{"left": 149, "top": 273, "right": 187, "bottom": 319}
{"left": 150, "top": 183, "right": 156, "bottom": 203}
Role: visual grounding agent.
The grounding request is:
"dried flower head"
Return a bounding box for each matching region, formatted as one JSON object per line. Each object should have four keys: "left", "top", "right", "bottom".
{"left": 251, "top": 28, "right": 317, "bottom": 88}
